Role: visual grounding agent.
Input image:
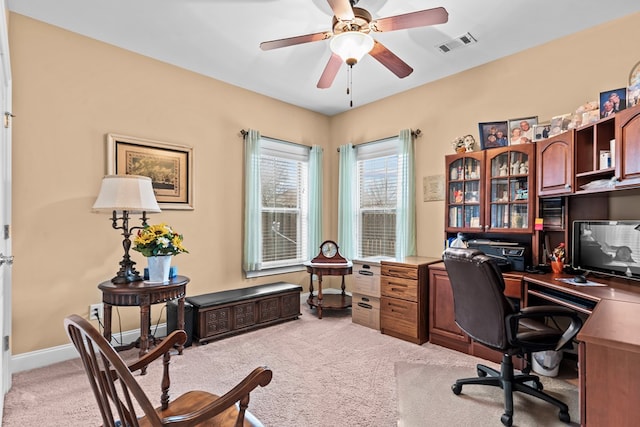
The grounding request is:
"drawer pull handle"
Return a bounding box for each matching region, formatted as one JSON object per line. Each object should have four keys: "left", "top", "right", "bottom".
{"left": 358, "top": 302, "right": 373, "bottom": 309}
{"left": 358, "top": 270, "right": 374, "bottom": 276}
{"left": 389, "top": 282, "right": 407, "bottom": 287}
{"left": 361, "top": 297, "right": 370, "bottom": 302}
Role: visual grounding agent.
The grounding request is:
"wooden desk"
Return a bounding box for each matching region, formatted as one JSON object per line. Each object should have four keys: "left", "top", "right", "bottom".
{"left": 522, "top": 273, "right": 640, "bottom": 427}
{"left": 305, "top": 263, "right": 352, "bottom": 319}
{"left": 99, "top": 276, "right": 190, "bottom": 362}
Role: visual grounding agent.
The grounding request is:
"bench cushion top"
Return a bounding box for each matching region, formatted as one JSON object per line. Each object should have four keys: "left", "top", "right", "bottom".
{"left": 186, "top": 282, "right": 302, "bottom": 308}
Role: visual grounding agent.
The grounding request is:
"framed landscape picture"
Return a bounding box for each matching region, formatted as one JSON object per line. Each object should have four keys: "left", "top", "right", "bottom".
{"left": 478, "top": 121, "right": 509, "bottom": 149}
{"left": 107, "top": 133, "right": 194, "bottom": 210}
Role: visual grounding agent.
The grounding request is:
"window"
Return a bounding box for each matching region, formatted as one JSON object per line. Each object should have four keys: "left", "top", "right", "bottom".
{"left": 245, "top": 136, "right": 311, "bottom": 276}
{"left": 260, "top": 139, "right": 309, "bottom": 267}
{"left": 356, "top": 138, "right": 398, "bottom": 258}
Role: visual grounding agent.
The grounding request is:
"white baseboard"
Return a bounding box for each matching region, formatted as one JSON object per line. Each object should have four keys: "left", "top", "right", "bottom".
{"left": 12, "top": 292, "right": 342, "bottom": 373}
{"left": 11, "top": 323, "right": 167, "bottom": 373}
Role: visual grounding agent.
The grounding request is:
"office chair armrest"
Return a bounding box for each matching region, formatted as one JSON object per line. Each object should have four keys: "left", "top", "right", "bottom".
{"left": 506, "top": 305, "right": 583, "bottom": 351}
{"left": 161, "top": 366, "right": 273, "bottom": 425}
{"left": 127, "top": 329, "right": 187, "bottom": 373}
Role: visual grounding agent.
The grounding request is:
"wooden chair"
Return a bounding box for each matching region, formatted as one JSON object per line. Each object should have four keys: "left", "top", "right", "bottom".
{"left": 64, "top": 314, "right": 272, "bottom": 426}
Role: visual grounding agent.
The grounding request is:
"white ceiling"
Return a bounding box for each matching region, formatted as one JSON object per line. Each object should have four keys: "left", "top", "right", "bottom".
{"left": 7, "top": 0, "right": 640, "bottom": 116}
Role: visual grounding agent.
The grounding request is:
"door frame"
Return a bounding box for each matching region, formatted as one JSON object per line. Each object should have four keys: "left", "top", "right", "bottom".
{"left": 0, "top": 0, "right": 14, "bottom": 407}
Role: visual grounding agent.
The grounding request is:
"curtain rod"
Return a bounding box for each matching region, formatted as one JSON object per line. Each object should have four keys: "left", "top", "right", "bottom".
{"left": 240, "top": 129, "right": 312, "bottom": 150}
{"left": 336, "top": 129, "right": 422, "bottom": 152}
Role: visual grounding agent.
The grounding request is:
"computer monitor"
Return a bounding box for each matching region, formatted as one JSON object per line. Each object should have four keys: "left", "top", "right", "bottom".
{"left": 572, "top": 220, "right": 640, "bottom": 281}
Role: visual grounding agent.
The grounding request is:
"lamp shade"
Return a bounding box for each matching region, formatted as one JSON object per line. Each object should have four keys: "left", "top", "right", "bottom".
{"left": 330, "top": 31, "right": 374, "bottom": 65}
{"left": 93, "top": 175, "right": 161, "bottom": 213}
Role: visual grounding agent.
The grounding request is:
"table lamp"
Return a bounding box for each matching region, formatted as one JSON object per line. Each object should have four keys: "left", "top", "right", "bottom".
{"left": 93, "top": 175, "right": 161, "bottom": 284}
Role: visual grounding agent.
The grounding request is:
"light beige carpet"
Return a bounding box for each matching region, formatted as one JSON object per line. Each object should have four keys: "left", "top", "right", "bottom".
{"left": 396, "top": 362, "right": 579, "bottom": 427}
{"left": 3, "top": 303, "right": 579, "bottom": 426}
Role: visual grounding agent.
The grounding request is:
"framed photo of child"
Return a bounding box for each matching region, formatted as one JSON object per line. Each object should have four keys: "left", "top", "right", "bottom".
{"left": 478, "top": 121, "right": 508, "bottom": 149}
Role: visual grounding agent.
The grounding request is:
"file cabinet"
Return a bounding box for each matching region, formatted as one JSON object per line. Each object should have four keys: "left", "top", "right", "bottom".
{"left": 380, "top": 257, "right": 440, "bottom": 344}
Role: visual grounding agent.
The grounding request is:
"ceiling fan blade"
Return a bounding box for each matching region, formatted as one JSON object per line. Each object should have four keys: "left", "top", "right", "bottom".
{"left": 317, "top": 53, "right": 343, "bottom": 89}
{"left": 260, "top": 31, "right": 333, "bottom": 51}
{"left": 372, "top": 7, "right": 448, "bottom": 32}
{"left": 369, "top": 40, "right": 413, "bottom": 78}
{"left": 326, "top": 0, "right": 355, "bottom": 21}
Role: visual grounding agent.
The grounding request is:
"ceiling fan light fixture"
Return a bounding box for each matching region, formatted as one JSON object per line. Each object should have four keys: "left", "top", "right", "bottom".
{"left": 330, "top": 31, "right": 374, "bottom": 66}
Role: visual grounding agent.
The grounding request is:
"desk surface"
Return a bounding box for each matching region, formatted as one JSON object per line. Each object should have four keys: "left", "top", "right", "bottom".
{"left": 523, "top": 272, "right": 640, "bottom": 353}
{"left": 578, "top": 299, "right": 640, "bottom": 353}
{"left": 524, "top": 272, "right": 640, "bottom": 304}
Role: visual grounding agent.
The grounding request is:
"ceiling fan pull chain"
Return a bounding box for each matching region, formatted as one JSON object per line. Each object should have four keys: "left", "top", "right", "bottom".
{"left": 348, "top": 65, "right": 353, "bottom": 108}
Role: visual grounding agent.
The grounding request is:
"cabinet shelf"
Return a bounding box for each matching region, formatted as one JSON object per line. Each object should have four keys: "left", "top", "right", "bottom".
{"left": 575, "top": 167, "right": 615, "bottom": 178}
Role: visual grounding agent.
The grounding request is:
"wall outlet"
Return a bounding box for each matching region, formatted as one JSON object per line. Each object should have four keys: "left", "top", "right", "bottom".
{"left": 89, "top": 303, "right": 103, "bottom": 321}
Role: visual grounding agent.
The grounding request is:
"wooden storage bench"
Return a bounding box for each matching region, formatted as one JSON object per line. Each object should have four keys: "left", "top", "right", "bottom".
{"left": 186, "top": 282, "right": 302, "bottom": 344}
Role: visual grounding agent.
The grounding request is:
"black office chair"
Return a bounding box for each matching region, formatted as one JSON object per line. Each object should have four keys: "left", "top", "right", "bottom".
{"left": 443, "top": 247, "right": 582, "bottom": 426}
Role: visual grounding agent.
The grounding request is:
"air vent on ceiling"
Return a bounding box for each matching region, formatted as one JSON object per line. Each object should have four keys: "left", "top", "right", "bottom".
{"left": 436, "top": 32, "right": 477, "bottom": 53}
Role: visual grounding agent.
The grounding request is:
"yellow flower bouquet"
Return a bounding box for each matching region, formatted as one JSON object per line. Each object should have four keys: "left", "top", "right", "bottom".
{"left": 133, "top": 223, "right": 188, "bottom": 257}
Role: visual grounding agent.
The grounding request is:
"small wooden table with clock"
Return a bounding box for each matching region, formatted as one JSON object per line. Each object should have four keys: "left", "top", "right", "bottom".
{"left": 305, "top": 240, "right": 352, "bottom": 319}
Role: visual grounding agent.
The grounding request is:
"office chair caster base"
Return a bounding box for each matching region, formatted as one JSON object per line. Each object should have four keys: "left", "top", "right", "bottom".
{"left": 558, "top": 410, "right": 570, "bottom": 423}
{"left": 525, "top": 379, "right": 544, "bottom": 391}
{"left": 501, "top": 413, "right": 513, "bottom": 426}
{"left": 451, "top": 383, "right": 462, "bottom": 395}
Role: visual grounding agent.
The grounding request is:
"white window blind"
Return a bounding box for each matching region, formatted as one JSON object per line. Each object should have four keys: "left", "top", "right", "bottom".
{"left": 356, "top": 138, "right": 398, "bottom": 258}
{"left": 260, "top": 138, "right": 309, "bottom": 268}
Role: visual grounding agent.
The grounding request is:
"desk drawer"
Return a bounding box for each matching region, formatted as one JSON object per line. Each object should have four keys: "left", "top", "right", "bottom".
{"left": 381, "top": 276, "right": 418, "bottom": 302}
{"left": 352, "top": 293, "right": 380, "bottom": 330}
{"left": 381, "top": 264, "right": 418, "bottom": 280}
{"left": 353, "top": 264, "right": 381, "bottom": 297}
{"left": 380, "top": 297, "right": 418, "bottom": 337}
{"left": 503, "top": 277, "right": 522, "bottom": 300}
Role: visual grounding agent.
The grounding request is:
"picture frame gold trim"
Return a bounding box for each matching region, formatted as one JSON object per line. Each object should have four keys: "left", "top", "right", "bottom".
{"left": 106, "top": 133, "right": 194, "bottom": 210}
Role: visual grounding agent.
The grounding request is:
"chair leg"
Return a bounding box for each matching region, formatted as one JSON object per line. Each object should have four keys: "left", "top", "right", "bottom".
{"left": 451, "top": 353, "right": 571, "bottom": 427}
{"left": 477, "top": 363, "right": 499, "bottom": 378}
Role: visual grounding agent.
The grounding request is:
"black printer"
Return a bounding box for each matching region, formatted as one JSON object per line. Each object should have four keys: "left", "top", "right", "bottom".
{"left": 467, "top": 240, "right": 529, "bottom": 272}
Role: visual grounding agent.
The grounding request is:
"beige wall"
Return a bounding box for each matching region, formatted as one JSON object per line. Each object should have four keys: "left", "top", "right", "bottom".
{"left": 8, "top": 11, "right": 640, "bottom": 354}
{"left": 8, "top": 13, "right": 329, "bottom": 354}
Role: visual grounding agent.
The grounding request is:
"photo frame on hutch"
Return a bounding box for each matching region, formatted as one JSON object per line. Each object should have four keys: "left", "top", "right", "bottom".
{"left": 507, "top": 116, "right": 538, "bottom": 145}
{"left": 478, "top": 121, "right": 508, "bottom": 150}
{"left": 628, "top": 83, "right": 640, "bottom": 108}
{"left": 548, "top": 114, "right": 571, "bottom": 137}
{"left": 532, "top": 123, "right": 550, "bottom": 142}
{"left": 599, "top": 87, "right": 627, "bottom": 118}
{"left": 107, "top": 133, "right": 194, "bottom": 210}
{"left": 629, "top": 60, "right": 640, "bottom": 87}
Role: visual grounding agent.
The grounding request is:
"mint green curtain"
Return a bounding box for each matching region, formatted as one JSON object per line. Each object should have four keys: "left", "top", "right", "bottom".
{"left": 396, "top": 129, "right": 417, "bottom": 258}
{"left": 243, "top": 129, "right": 262, "bottom": 272}
{"left": 337, "top": 143, "right": 356, "bottom": 260}
{"left": 308, "top": 145, "right": 323, "bottom": 259}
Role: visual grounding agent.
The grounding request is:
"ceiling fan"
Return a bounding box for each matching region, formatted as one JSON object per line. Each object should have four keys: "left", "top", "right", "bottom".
{"left": 259, "top": 0, "right": 448, "bottom": 89}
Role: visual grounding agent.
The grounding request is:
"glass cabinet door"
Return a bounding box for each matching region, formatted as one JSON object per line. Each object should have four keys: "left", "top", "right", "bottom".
{"left": 487, "top": 147, "right": 531, "bottom": 231}
{"left": 446, "top": 152, "right": 484, "bottom": 230}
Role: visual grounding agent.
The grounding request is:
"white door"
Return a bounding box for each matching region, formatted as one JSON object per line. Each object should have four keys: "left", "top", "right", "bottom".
{"left": 0, "top": 0, "right": 13, "bottom": 410}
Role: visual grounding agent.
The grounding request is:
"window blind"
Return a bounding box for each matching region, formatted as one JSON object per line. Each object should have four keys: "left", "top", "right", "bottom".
{"left": 260, "top": 138, "right": 309, "bottom": 267}
{"left": 356, "top": 138, "right": 398, "bottom": 258}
